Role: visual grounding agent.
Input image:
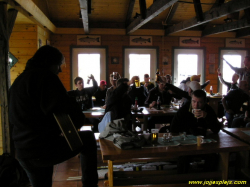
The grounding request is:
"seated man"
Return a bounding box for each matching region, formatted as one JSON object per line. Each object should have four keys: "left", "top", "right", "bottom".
{"left": 170, "top": 90, "right": 221, "bottom": 174}
{"left": 145, "top": 76, "right": 182, "bottom": 129}
{"left": 99, "top": 78, "right": 132, "bottom": 132}
{"left": 8, "top": 45, "right": 98, "bottom": 187}
{"left": 190, "top": 74, "right": 210, "bottom": 90}
{"left": 68, "top": 76, "right": 99, "bottom": 132}
{"left": 178, "top": 77, "right": 191, "bottom": 92}
{"left": 217, "top": 67, "right": 239, "bottom": 92}
{"left": 222, "top": 81, "right": 249, "bottom": 128}
{"left": 128, "top": 75, "right": 148, "bottom": 106}
{"left": 93, "top": 80, "right": 107, "bottom": 107}
{"left": 171, "top": 90, "right": 221, "bottom": 136}
{"left": 140, "top": 73, "right": 155, "bottom": 93}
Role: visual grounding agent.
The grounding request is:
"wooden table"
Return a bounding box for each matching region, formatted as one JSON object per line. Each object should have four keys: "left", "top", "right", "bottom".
{"left": 99, "top": 131, "right": 250, "bottom": 186}
{"left": 222, "top": 128, "right": 250, "bottom": 145}
{"left": 83, "top": 106, "right": 178, "bottom": 130}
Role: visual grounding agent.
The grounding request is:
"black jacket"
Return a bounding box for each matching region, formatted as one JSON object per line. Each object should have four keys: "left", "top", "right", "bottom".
{"left": 171, "top": 101, "right": 221, "bottom": 136}
{"left": 128, "top": 84, "right": 148, "bottom": 106}
{"left": 68, "top": 79, "right": 98, "bottom": 110}
{"left": 94, "top": 87, "right": 107, "bottom": 107}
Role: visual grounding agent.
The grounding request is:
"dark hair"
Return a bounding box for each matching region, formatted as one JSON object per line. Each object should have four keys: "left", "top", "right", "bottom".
{"left": 117, "top": 78, "right": 129, "bottom": 87}
{"left": 74, "top": 77, "right": 83, "bottom": 85}
{"left": 25, "top": 45, "right": 64, "bottom": 70}
{"left": 245, "top": 56, "right": 250, "bottom": 61}
{"left": 192, "top": 90, "right": 207, "bottom": 101}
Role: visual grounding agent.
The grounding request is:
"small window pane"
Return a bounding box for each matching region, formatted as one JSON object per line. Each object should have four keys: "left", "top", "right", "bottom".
{"left": 129, "top": 54, "right": 150, "bottom": 81}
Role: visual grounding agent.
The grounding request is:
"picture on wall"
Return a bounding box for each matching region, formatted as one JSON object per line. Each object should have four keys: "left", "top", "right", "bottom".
{"left": 225, "top": 38, "right": 245, "bottom": 48}
{"left": 130, "top": 36, "right": 152, "bottom": 46}
{"left": 111, "top": 57, "right": 119, "bottom": 64}
{"left": 179, "top": 37, "right": 200, "bottom": 47}
{"left": 77, "top": 35, "right": 101, "bottom": 45}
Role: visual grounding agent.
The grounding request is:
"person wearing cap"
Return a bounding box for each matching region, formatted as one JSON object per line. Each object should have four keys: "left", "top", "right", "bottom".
{"left": 93, "top": 80, "right": 107, "bottom": 107}
{"left": 140, "top": 74, "right": 155, "bottom": 93}
{"left": 190, "top": 74, "right": 210, "bottom": 90}
{"left": 145, "top": 76, "right": 182, "bottom": 129}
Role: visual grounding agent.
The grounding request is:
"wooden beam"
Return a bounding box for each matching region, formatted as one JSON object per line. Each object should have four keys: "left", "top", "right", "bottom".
{"left": 193, "top": 0, "right": 204, "bottom": 23}
{"left": 88, "top": 0, "right": 91, "bottom": 14}
{"left": 139, "top": 0, "right": 147, "bottom": 19}
{"left": 236, "top": 27, "right": 250, "bottom": 38}
{"left": 244, "top": 8, "right": 250, "bottom": 23}
{"left": 125, "top": 0, "right": 135, "bottom": 27}
{"left": 164, "top": 2, "right": 179, "bottom": 25}
{"left": 165, "top": 0, "right": 250, "bottom": 35}
{"left": 126, "top": 0, "right": 178, "bottom": 34}
{"left": 0, "top": 2, "right": 12, "bottom": 155}
{"left": 79, "top": 0, "right": 89, "bottom": 34}
{"left": 210, "top": 0, "right": 225, "bottom": 9}
{"left": 202, "top": 18, "right": 250, "bottom": 37}
{"left": 9, "top": 0, "right": 56, "bottom": 33}
{"left": 7, "top": 8, "right": 17, "bottom": 39}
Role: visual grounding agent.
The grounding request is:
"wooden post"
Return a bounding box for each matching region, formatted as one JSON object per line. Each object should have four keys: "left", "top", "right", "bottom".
{"left": 0, "top": 2, "right": 17, "bottom": 156}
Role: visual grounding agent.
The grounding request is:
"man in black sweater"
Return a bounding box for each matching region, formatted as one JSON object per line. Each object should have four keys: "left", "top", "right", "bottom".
{"left": 9, "top": 45, "right": 98, "bottom": 187}
{"left": 171, "top": 90, "right": 221, "bottom": 136}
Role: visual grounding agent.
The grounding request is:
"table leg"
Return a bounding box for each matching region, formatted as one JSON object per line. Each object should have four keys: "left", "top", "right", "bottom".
{"left": 220, "top": 152, "right": 229, "bottom": 180}
{"left": 108, "top": 160, "right": 113, "bottom": 187}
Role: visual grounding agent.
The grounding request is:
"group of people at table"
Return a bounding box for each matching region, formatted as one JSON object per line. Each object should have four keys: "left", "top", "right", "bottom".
{"left": 7, "top": 45, "right": 250, "bottom": 187}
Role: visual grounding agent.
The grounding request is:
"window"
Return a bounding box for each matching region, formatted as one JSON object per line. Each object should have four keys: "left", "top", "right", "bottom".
{"left": 173, "top": 48, "right": 205, "bottom": 86}
{"left": 124, "top": 48, "right": 157, "bottom": 82}
{"left": 219, "top": 49, "right": 247, "bottom": 95}
{"left": 71, "top": 48, "right": 107, "bottom": 89}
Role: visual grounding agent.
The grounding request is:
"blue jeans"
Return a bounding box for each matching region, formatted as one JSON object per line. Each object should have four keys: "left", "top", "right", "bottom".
{"left": 98, "top": 112, "right": 112, "bottom": 133}
{"left": 18, "top": 131, "right": 98, "bottom": 187}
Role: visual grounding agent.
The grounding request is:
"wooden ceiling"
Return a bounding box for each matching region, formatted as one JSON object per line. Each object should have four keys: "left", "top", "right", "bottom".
{"left": 6, "top": 0, "right": 250, "bottom": 37}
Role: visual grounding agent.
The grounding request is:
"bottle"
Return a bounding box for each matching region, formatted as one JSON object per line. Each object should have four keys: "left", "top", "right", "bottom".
{"left": 210, "top": 86, "right": 213, "bottom": 95}
{"left": 155, "top": 69, "right": 160, "bottom": 83}
{"left": 157, "top": 96, "right": 161, "bottom": 110}
{"left": 134, "top": 97, "right": 138, "bottom": 110}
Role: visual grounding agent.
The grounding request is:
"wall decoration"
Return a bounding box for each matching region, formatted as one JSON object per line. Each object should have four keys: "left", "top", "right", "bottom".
{"left": 111, "top": 57, "right": 119, "bottom": 64}
{"left": 209, "top": 54, "right": 215, "bottom": 63}
{"left": 179, "top": 37, "right": 200, "bottom": 47}
{"left": 77, "top": 35, "right": 101, "bottom": 45}
{"left": 209, "top": 64, "right": 215, "bottom": 74}
{"left": 130, "top": 36, "right": 152, "bottom": 46}
{"left": 225, "top": 38, "right": 245, "bottom": 48}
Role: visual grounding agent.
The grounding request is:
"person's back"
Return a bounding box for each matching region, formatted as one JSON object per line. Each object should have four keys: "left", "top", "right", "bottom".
{"left": 9, "top": 45, "right": 98, "bottom": 187}
{"left": 94, "top": 80, "right": 107, "bottom": 107}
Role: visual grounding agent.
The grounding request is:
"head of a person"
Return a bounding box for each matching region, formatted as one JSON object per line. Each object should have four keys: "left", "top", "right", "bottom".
{"left": 190, "top": 75, "right": 201, "bottom": 82}
{"left": 239, "top": 80, "right": 249, "bottom": 92}
{"left": 186, "top": 81, "right": 201, "bottom": 96}
{"left": 110, "top": 74, "right": 117, "bottom": 87}
{"left": 191, "top": 90, "right": 207, "bottom": 110}
{"left": 99, "top": 80, "right": 107, "bottom": 91}
{"left": 185, "top": 77, "right": 191, "bottom": 82}
{"left": 25, "top": 45, "right": 64, "bottom": 75}
{"left": 166, "top": 74, "right": 172, "bottom": 84}
{"left": 144, "top": 74, "right": 150, "bottom": 82}
{"left": 244, "top": 56, "right": 250, "bottom": 69}
{"left": 131, "top": 76, "right": 139, "bottom": 84}
{"left": 158, "top": 76, "right": 167, "bottom": 92}
{"left": 74, "top": 77, "right": 84, "bottom": 91}
{"left": 117, "top": 78, "right": 129, "bottom": 88}
{"left": 232, "top": 73, "right": 239, "bottom": 83}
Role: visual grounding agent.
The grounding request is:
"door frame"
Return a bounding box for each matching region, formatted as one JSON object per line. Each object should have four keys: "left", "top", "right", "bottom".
{"left": 123, "top": 46, "right": 159, "bottom": 79}
{"left": 70, "top": 46, "right": 109, "bottom": 89}
{"left": 218, "top": 48, "right": 249, "bottom": 93}
{"left": 172, "top": 47, "right": 206, "bottom": 86}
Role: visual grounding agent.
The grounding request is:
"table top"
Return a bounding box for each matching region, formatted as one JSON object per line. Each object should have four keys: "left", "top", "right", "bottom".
{"left": 83, "top": 106, "right": 178, "bottom": 118}
{"left": 222, "top": 127, "right": 250, "bottom": 145}
{"left": 99, "top": 131, "right": 250, "bottom": 161}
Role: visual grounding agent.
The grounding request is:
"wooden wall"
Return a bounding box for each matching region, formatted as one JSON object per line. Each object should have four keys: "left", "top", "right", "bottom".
{"left": 50, "top": 34, "right": 250, "bottom": 93}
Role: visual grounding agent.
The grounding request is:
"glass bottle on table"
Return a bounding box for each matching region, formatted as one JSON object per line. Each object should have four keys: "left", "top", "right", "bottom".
{"left": 157, "top": 96, "right": 161, "bottom": 110}
{"left": 210, "top": 86, "right": 213, "bottom": 95}
{"left": 155, "top": 69, "right": 160, "bottom": 83}
{"left": 134, "top": 97, "right": 138, "bottom": 110}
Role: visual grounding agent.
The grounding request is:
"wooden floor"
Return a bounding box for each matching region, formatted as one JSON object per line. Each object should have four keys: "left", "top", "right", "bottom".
{"left": 52, "top": 155, "right": 106, "bottom": 187}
